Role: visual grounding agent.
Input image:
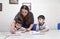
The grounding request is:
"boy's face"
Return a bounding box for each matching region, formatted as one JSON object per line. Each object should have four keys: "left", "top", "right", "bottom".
{"left": 38, "top": 18, "right": 44, "bottom": 24}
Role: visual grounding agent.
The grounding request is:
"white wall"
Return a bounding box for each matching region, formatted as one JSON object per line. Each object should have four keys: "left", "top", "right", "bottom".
{"left": 0, "top": 0, "right": 60, "bottom": 32}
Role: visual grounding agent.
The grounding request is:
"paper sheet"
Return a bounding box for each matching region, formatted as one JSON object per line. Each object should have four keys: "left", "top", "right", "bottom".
{"left": 29, "top": 31, "right": 40, "bottom": 35}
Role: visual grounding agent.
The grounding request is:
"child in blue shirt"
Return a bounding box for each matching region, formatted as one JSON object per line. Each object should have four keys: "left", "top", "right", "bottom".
{"left": 36, "top": 15, "right": 49, "bottom": 32}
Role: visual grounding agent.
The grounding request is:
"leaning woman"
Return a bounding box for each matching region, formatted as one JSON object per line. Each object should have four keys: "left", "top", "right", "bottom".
{"left": 10, "top": 5, "right": 34, "bottom": 33}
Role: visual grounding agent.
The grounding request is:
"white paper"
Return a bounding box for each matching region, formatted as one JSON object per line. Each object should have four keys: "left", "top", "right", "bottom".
{"left": 30, "top": 31, "right": 40, "bottom": 35}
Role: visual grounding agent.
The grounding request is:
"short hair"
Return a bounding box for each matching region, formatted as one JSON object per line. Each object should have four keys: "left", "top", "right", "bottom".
{"left": 38, "top": 15, "right": 45, "bottom": 20}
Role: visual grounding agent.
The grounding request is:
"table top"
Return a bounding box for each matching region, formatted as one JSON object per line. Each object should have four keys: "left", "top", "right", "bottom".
{"left": 0, "top": 30, "right": 60, "bottom": 39}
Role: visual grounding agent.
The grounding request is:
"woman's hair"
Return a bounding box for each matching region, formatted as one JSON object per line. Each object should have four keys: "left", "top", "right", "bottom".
{"left": 18, "top": 5, "right": 31, "bottom": 24}
{"left": 20, "top": 5, "right": 29, "bottom": 13}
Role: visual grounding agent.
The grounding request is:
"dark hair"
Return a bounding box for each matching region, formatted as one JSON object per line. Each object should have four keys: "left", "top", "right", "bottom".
{"left": 20, "top": 5, "right": 29, "bottom": 14}
{"left": 18, "top": 5, "right": 32, "bottom": 24}
{"left": 38, "top": 15, "right": 45, "bottom": 20}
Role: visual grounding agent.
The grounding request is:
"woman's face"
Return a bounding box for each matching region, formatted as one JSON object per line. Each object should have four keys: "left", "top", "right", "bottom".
{"left": 21, "top": 9, "right": 28, "bottom": 17}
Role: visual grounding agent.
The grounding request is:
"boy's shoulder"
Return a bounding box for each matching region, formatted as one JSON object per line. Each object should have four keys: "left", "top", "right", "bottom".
{"left": 43, "top": 22, "right": 49, "bottom": 28}
{"left": 43, "top": 22, "right": 47, "bottom": 26}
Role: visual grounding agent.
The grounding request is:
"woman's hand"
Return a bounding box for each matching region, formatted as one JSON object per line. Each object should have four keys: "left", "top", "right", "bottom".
{"left": 26, "top": 28, "right": 31, "bottom": 32}
{"left": 21, "top": 29, "right": 27, "bottom": 33}
{"left": 11, "top": 28, "right": 17, "bottom": 34}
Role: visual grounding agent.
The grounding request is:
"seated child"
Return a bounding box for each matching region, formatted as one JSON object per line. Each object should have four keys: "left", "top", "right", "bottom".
{"left": 36, "top": 15, "right": 49, "bottom": 32}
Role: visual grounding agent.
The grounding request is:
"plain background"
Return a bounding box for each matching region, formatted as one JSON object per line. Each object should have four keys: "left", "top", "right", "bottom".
{"left": 0, "top": 0, "right": 60, "bottom": 32}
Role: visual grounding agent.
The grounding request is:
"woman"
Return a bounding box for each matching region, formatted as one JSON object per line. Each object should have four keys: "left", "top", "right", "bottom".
{"left": 11, "top": 5, "right": 34, "bottom": 33}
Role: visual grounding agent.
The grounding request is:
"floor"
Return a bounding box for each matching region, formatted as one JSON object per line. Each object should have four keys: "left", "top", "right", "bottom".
{"left": 0, "top": 30, "right": 60, "bottom": 39}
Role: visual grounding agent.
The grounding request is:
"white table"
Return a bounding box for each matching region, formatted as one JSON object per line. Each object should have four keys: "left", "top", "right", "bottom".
{"left": 0, "top": 30, "right": 60, "bottom": 39}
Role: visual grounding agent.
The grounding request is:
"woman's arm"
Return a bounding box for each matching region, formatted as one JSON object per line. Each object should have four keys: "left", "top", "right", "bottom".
{"left": 27, "top": 24, "right": 34, "bottom": 31}
{"left": 27, "top": 12, "right": 34, "bottom": 31}
{"left": 11, "top": 20, "right": 16, "bottom": 29}
{"left": 10, "top": 20, "right": 17, "bottom": 33}
{"left": 21, "top": 24, "right": 34, "bottom": 33}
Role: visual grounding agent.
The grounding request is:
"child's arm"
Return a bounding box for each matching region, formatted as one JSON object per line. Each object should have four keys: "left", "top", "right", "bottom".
{"left": 41, "top": 28, "right": 49, "bottom": 32}
{"left": 36, "top": 25, "right": 39, "bottom": 32}
{"left": 36, "top": 27, "right": 39, "bottom": 32}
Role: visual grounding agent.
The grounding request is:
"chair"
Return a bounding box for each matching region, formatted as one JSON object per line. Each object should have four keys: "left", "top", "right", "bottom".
{"left": 32, "top": 24, "right": 37, "bottom": 31}
{"left": 58, "top": 23, "right": 60, "bottom": 30}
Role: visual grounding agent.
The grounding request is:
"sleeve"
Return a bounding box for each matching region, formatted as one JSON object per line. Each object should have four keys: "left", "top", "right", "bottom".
{"left": 14, "top": 14, "right": 18, "bottom": 21}
{"left": 44, "top": 23, "right": 49, "bottom": 29}
{"left": 14, "top": 13, "right": 19, "bottom": 21}
{"left": 45, "top": 25, "right": 49, "bottom": 29}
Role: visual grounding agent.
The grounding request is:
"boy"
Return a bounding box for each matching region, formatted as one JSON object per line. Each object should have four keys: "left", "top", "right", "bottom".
{"left": 36, "top": 15, "right": 49, "bottom": 32}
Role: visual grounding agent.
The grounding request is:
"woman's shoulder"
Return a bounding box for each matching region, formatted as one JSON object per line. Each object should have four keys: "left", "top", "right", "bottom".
{"left": 16, "top": 12, "right": 19, "bottom": 16}
{"left": 29, "top": 12, "right": 33, "bottom": 14}
{"left": 29, "top": 12, "right": 33, "bottom": 16}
